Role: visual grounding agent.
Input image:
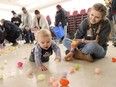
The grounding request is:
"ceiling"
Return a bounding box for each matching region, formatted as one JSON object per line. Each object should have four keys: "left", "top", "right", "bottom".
{"left": 0, "top": 0, "right": 67, "bottom": 12}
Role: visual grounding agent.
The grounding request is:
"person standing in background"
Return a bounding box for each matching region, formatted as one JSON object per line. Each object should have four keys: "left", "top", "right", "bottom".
{"left": 55, "top": 4, "right": 68, "bottom": 43}
{"left": 21, "top": 7, "right": 34, "bottom": 42}
{"left": 21, "top": 7, "right": 32, "bottom": 29}
{"left": 32, "top": 10, "right": 49, "bottom": 30}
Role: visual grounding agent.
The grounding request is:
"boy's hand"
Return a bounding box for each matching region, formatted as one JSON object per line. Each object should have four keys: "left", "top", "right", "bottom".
{"left": 54, "top": 56, "right": 61, "bottom": 62}
{"left": 38, "top": 65, "right": 48, "bottom": 71}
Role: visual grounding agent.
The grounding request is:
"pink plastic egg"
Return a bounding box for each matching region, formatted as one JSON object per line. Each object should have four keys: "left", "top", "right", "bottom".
{"left": 52, "top": 82, "right": 59, "bottom": 87}
{"left": 69, "top": 67, "right": 75, "bottom": 73}
{"left": 50, "top": 77, "right": 56, "bottom": 83}
{"left": 18, "top": 62, "right": 23, "bottom": 67}
{"left": 95, "top": 68, "right": 100, "bottom": 74}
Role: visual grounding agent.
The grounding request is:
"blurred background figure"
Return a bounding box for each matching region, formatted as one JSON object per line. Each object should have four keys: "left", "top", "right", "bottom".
{"left": 32, "top": 10, "right": 49, "bottom": 30}
{"left": 0, "top": 19, "right": 21, "bottom": 46}
{"left": 11, "top": 10, "right": 22, "bottom": 27}
{"left": 46, "top": 15, "right": 52, "bottom": 26}
{"left": 55, "top": 4, "right": 68, "bottom": 43}
{"left": 23, "top": 25, "right": 34, "bottom": 44}
{"left": 11, "top": 10, "right": 22, "bottom": 40}
{"left": 21, "top": 7, "right": 34, "bottom": 42}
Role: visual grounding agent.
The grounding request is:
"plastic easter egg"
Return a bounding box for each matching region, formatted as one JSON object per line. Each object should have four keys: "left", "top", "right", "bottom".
{"left": 38, "top": 74, "right": 46, "bottom": 81}
{"left": 71, "top": 40, "right": 77, "bottom": 48}
{"left": 69, "top": 67, "right": 75, "bottom": 73}
{"left": 61, "top": 72, "right": 67, "bottom": 78}
{"left": 59, "top": 78, "right": 69, "bottom": 86}
{"left": 18, "top": 62, "right": 23, "bottom": 67}
{"left": 95, "top": 68, "right": 100, "bottom": 74}
{"left": 0, "top": 73, "right": 3, "bottom": 80}
{"left": 50, "top": 77, "right": 56, "bottom": 83}
{"left": 52, "top": 82, "right": 59, "bottom": 87}
{"left": 75, "top": 64, "right": 79, "bottom": 70}
{"left": 4, "top": 60, "right": 7, "bottom": 64}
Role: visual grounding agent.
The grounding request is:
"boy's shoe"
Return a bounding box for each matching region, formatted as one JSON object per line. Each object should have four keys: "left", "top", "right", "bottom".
{"left": 73, "top": 50, "right": 93, "bottom": 62}
{"left": 12, "top": 42, "right": 18, "bottom": 46}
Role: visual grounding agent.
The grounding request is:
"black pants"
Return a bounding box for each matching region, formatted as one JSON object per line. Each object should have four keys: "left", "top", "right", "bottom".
{"left": 5, "top": 31, "right": 20, "bottom": 43}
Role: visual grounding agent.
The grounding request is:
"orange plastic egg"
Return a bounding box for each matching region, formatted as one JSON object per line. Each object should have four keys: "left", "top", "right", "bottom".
{"left": 59, "top": 78, "right": 69, "bottom": 86}
{"left": 71, "top": 40, "right": 77, "bottom": 48}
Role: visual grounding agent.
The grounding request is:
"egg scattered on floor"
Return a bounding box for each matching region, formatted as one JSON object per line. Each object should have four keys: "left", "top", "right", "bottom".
{"left": 61, "top": 72, "right": 67, "bottom": 78}
{"left": 4, "top": 60, "right": 7, "bottom": 64}
{"left": 69, "top": 67, "right": 75, "bottom": 73}
{"left": 75, "top": 64, "right": 79, "bottom": 70}
{"left": 0, "top": 73, "right": 3, "bottom": 80}
{"left": 17, "top": 62, "right": 23, "bottom": 67}
{"left": 50, "top": 76, "right": 56, "bottom": 83}
{"left": 95, "top": 68, "right": 100, "bottom": 74}
{"left": 38, "top": 74, "right": 46, "bottom": 81}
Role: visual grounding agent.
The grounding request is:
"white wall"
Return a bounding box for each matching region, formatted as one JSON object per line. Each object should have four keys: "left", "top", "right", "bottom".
{"left": 0, "top": 11, "right": 12, "bottom": 21}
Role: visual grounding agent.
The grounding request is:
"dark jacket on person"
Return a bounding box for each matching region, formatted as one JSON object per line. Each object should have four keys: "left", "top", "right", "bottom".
{"left": 55, "top": 8, "right": 67, "bottom": 28}
{"left": 11, "top": 16, "right": 22, "bottom": 27}
{"left": 0, "top": 25, "right": 5, "bottom": 44}
{"left": 2, "top": 20, "right": 21, "bottom": 43}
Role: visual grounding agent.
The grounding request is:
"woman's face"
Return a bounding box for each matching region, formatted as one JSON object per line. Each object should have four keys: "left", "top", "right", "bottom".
{"left": 89, "top": 9, "right": 102, "bottom": 24}
{"left": 36, "top": 14, "right": 40, "bottom": 18}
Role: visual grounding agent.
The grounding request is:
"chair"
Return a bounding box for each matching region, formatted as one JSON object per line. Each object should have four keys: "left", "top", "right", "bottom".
{"left": 67, "top": 11, "right": 71, "bottom": 16}
{"left": 80, "top": 9, "right": 86, "bottom": 14}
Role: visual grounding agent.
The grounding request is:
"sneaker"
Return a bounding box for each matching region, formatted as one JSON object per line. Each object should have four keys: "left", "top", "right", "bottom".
{"left": 73, "top": 50, "right": 93, "bottom": 62}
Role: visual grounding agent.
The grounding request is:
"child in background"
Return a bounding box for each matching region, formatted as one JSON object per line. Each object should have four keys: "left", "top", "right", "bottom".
{"left": 23, "top": 25, "right": 34, "bottom": 44}
{"left": 29, "top": 29, "right": 61, "bottom": 71}
{"left": 32, "top": 26, "right": 39, "bottom": 35}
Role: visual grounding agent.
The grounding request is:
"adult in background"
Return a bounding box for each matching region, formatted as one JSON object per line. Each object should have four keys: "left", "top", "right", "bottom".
{"left": 11, "top": 10, "right": 22, "bottom": 40}
{"left": 21, "top": 7, "right": 32, "bottom": 28}
{"left": 32, "top": 10, "right": 49, "bottom": 30}
{"left": 0, "top": 19, "right": 21, "bottom": 46}
{"left": 11, "top": 10, "right": 22, "bottom": 27}
{"left": 55, "top": 4, "right": 68, "bottom": 42}
{"left": 21, "top": 7, "right": 34, "bottom": 41}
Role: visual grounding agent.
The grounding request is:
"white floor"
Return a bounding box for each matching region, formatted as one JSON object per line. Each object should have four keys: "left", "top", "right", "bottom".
{"left": 0, "top": 41, "right": 116, "bottom": 87}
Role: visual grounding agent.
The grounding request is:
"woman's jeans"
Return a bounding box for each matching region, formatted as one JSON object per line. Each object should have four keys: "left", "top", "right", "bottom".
{"left": 63, "top": 38, "right": 106, "bottom": 59}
